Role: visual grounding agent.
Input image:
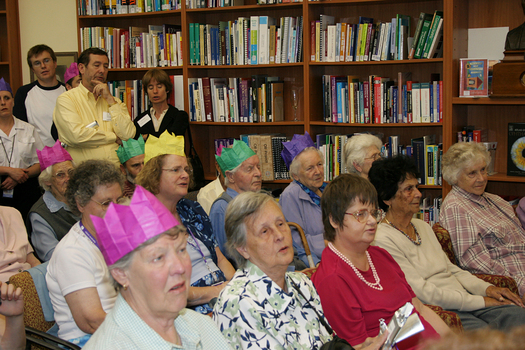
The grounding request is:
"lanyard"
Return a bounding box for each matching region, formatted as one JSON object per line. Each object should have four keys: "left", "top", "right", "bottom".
{"left": 0, "top": 134, "right": 15, "bottom": 167}
{"left": 79, "top": 220, "right": 99, "bottom": 249}
{"left": 187, "top": 227, "right": 218, "bottom": 282}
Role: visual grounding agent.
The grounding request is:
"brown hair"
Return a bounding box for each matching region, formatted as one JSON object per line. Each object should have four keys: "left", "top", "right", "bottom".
{"left": 321, "top": 173, "right": 378, "bottom": 242}
{"left": 27, "top": 44, "right": 57, "bottom": 68}
{"left": 142, "top": 68, "right": 173, "bottom": 98}
{"left": 135, "top": 154, "right": 167, "bottom": 195}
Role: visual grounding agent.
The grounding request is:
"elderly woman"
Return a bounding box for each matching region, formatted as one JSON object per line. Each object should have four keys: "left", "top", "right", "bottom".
{"left": 134, "top": 68, "right": 189, "bottom": 140}
{"left": 369, "top": 155, "right": 525, "bottom": 331}
{"left": 312, "top": 174, "right": 449, "bottom": 349}
{"left": 0, "top": 77, "right": 42, "bottom": 220}
{"left": 83, "top": 186, "right": 232, "bottom": 349}
{"left": 280, "top": 132, "right": 326, "bottom": 266}
{"left": 214, "top": 191, "right": 387, "bottom": 350}
{"left": 136, "top": 131, "right": 235, "bottom": 315}
{"left": 344, "top": 134, "right": 383, "bottom": 179}
{"left": 28, "top": 140, "right": 78, "bottom": 261}
{"left": 440, "top": 142, "right": 525, "bottom": 300}
{"left": 46, "top": 159, "right": 125, "bottom": 346}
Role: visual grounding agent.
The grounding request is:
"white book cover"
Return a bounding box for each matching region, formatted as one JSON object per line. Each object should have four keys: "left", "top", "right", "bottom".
{"left": 345, "top": 24, "right": 351, "bottom": 62}
{"left": 275, "top": 27, "right": 282, "bottom": 64}
{"left": 420, "top": 83, "right": 430, "bottom": 123}
{"left": 380, "top": 23, "right": 391, "bottom": 61}
{"left": 173, "top": 76, "right": 184, "bottom": 111}
{"left": 259, "top": 16, "right": 269, "bottom": 64}
{"left": 327, "top": 25, "right": 336, "bottom": 62}
{"left": 412, "top": 83, "right": 421, "bottom": 123}
{"left": 432, "top": 81, "right": 438, "bottom": 121}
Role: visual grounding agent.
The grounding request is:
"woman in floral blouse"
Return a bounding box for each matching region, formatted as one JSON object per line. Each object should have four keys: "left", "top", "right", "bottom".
{"left": 212, "top": 191, "right": 386, "bottom": 350}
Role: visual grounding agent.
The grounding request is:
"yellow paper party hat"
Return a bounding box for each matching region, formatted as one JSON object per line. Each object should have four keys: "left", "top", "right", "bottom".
{"left": 144, "top": 131, "right": 185, "bottom": 163}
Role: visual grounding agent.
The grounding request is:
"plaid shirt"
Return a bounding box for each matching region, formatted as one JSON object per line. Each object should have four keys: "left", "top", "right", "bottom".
{"left": 440, "top": 186, "right": 525, "bottom": 296}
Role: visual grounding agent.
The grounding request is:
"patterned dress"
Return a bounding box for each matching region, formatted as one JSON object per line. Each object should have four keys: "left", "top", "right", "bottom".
{"left": 213, "top": 261, "right": 332, "bottom": 350}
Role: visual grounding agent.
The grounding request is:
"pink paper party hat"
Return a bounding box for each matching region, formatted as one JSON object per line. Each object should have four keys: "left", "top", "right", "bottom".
{"left": 64, "top": 62, "right": 79, "bottom": 84}
{"left": 37, "top": 140, "right": 73, "bottom": 171}
{"left": 91, "top": 185, "right": 181, "bottom": 266}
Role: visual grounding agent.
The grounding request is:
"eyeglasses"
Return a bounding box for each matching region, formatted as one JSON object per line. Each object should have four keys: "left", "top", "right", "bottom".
{"left": 162, "top": 167, "right": 192, "bottom": 175}
{"left": 364, "top": 153, "right": 383, "bottom": 161}
{"left": 90, "top": 196, "right": 127, "bottom": 209}
{"left": 32, "top": 58, "right": 52, "bottom": 67}
{"left": 465, "top": 168, "right": 488, "bottom": 179}
{"left": 345, "top": 209, "right": 382, "bottom": 223}
{"left": 53, "top": 169, "right": 74, "bottom": 180}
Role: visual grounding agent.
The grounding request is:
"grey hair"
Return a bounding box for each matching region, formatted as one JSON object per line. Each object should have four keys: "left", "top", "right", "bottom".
{"left": 442, "top": 142, "right": 490, "bottom": 186}
{"left": 65, "top": 159, "right": 124, "bottom": 216}
{"left": 109, "top": 225, "right": 187, "bottom": 291}
{"left": 224, "top": 161, "right": 243, "bottom": 187}
{"left": 344, "top": 134, "right": 383, "bottom": 174}
{"left": 38, "top": 160, "right": 75, "bottom": 192}
{"left": 225, "top": 191, "right": 274, "bottom": 269}
{"left": 289, "top": 147, "right": 324, "bottom": 179}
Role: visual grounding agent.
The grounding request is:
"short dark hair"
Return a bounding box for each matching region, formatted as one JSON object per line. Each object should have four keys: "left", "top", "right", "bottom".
{"left": 27, "top": 44, "right": 57, "bottom": 68}
{"left": 78, "top": 48, "right": 109, "bottom": 68}
{"left": 368, "top": 155, "right": 419, "bottom": 211}
{"left": 321, "top": 173, "right": 378, "bottom": 242}
{"left": 142, "top": 69, "right": 173, "bottom": 98}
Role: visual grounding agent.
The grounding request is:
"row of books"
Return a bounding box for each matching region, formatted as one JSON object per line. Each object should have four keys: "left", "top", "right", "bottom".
{"left": 215, "top": 134, "right": 290, "bottom": 180}
{"left": 188, "top": 75, "right": 284, "bottom": 123}
{"left": 107, "top": 75, "right": 184, "bottom": 120}
{"left": 80, "top": 24, "right": 183, "bottom": 69}
{"left": 416, "top": 196, "right": 442, "bottom": 226}
{"left": 189, "top": 15, "right": 304, "bottom": 66}
{"left": 78, "top": 0, "right": 182, "bottom": 16}
{"left": 187, "top": 0, "right": 243, "bottom": 8}
{"left": 409, "top": 11, "right": 444, "bottom": 60}
{"left": 322, "top": 73, "right": 443, "bottom": 124}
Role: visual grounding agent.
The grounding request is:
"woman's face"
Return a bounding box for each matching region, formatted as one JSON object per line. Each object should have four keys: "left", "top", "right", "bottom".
{"left": 295, "top": 150, "right": 324, "bottom": 191}
{"left": 122, "top": 233, "right": 191, "bottom": 319}
{"left": 46, "top": 161, "right": 74, "bottom": 202}
{"left": 360, "top": 145, "right": 382, "bottom": 177}
{"left": 333, "top": 200, "right": 378, "bottom": 248}
{"left": 457, "top": 158, "right": 488, "bottom": 196}
{"left": 77, "top": 182, "right": 123, "bottom": 231}
{"left": 239, "top": 201, "right": 294, "bottom": 277}
{"left": 158, "top": 155, "right": 189, "bottom": 201}
{"left": 386, "top": 175, "right": 422, "bottom": 216}
{"left": 147, "top": 78, "right": 168, "bottom": 106}
{"left": 0, "top": 91, "right": 14, "bottom": 119}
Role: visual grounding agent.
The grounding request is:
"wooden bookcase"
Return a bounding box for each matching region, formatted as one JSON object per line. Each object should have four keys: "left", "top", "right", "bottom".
{"left": 0, "top": 0, "right": 22, "bottom": 93}
{"left": 75, "top": 0, "right": 525, "bottom": 198}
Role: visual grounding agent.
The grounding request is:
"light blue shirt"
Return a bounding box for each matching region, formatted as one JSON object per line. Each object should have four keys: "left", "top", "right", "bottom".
{"left": 84, "top": 293, "right": 233, "bottom": 350}
{"left": 209, "top": 187, "right": 239, "bottom": 258}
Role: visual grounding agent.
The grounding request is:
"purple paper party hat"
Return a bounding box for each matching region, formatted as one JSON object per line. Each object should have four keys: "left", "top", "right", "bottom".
{"left": 64, "top": 62, "right": 79, "bottom": 84}
{"left": 0, "top": 78, "right": 12, "bottom": 95}
{"left": 91, "top": 186, "right": 181, "bottom": 266}
{"left": 281, "top": 131, "right": 315, "bottom": 169}
{"left": 37, "top": 140, "right": 73, "bottom": 171}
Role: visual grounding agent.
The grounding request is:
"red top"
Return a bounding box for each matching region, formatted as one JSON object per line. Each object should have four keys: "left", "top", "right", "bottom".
{"left": 312, "top": 245, "right": 439, "bottom": 349}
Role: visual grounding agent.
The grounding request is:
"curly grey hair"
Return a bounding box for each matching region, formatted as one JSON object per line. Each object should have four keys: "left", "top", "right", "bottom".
{"left": 224, "top": 191, "right": 275, "bottom": 269}
{"left": 344, "top": 134, "right": 383, "bottom": 174}
{"left": 442, "top": 142, "right": 490, "bottom": 186}
{"left": 65, "top": 159, "right": 124, "bottom": 216}
{"left": 289, "top": 147, "right": 324, "bottom": 180}
{"left": 109, "top": 225, "right": 187, "bottom": 291}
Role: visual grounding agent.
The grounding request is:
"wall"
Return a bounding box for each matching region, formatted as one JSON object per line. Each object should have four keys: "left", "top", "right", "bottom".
{"left": 18, "top": 0, "right": 77, "bottom": 84}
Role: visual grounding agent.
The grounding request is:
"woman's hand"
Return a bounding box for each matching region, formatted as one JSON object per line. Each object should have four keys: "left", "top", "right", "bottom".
{"left": 0, "top": 282, "right": 23, "bottom": 318}
{"left": 7, "top": 168, "right": 28, "bottom": 184}
{"left": 2, "top": 176, "right": 18, "bottom": 190}
{"left": 354, "top": 332, "right": 388, "bottom": 350}
{"left": 485, "top": 285, "right": 524, "bottom": 307}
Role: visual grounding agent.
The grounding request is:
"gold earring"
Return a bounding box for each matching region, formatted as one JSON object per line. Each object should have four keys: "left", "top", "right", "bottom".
{"left": 123, "top": 284, "right": 128, "bottom": 290}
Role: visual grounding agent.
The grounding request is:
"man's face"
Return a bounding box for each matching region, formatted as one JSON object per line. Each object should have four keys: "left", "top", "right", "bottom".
{"left": 122, "top": 154, "right": 145, "bottom": 180}
{"left": 78, "top": 54, "right": 109, "bottom": 92}
{"left": 30, "top": 51, "right": 57, "bottom": 84}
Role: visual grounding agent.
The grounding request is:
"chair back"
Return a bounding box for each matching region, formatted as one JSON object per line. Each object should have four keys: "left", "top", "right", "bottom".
{"left": 432, "top": 222, "right": 457, "bottom": 265}
{"left": 287, "top": 222, "right": 315, "bottom": 268}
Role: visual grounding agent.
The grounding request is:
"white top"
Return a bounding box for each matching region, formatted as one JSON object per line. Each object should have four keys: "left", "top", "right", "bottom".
{"left": 0, "top": 117, "right": 43, "bottom": 168}
{"left": 149, "top": 107, "right": 168, "bottom": 133}
{"left": 196, "top": 177, "right": 224, "bottom": 215}
{"left": 46, "top": 222, "right": 117, "bottom": 340}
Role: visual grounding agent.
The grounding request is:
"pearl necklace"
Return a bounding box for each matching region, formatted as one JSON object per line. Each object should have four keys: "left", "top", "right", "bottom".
{"left": 384, "top": 218, "right": 422, "bottom": 246}
{"left": 328, "top": 242, "right": 383, "bottom": 291}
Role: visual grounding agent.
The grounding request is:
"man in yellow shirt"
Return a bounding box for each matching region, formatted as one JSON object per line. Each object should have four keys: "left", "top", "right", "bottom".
{"left": 53, "top": 48, "right": 135, "bottom": 166}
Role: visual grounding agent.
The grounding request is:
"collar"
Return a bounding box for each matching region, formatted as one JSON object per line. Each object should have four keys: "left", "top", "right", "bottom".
{"left": 112, "top": 294, "right": 201, "bottom": 349}
{"left": 149, "top": 106, "right": 169, "bottom": 119}
{"left": 294, "top": 180, "right": 326, "bottom": 207}
{"left": 452, "top": 185, "right": 489, "bottom": 207}
{"left": 225, "top": 187, "right": 239, "bottom": 198}
{"left": 35, "top": 80, "right": 64, "bottom": 91}
{"left": 43, "top": 190, "right": 70, "bottom": 213}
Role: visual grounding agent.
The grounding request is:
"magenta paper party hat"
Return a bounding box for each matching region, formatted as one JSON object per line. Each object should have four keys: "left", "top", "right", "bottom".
{"left": 281, "top": 131, "right": 315, "bottom": 169}
{"left": 64, "top": 62, "right": 79, "bottom": 84}
{"left": 37, "top": 140, "right": 73, "bottom": 171}
{"left": 91, "top": 185, "right": 181, "bottom": 266}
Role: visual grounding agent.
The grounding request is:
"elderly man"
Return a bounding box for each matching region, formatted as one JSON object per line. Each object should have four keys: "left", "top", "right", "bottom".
{"left": 53, "top": 48, "right": 135, "bottom": 166}
{"left": 116, "top": 137, "right": 145, "bottom": 198}
{"left": 209, "top": 140, "right": 261, "bottom": 258}
{"left": 14, "top": 44, "right": 66, "bottom": 147}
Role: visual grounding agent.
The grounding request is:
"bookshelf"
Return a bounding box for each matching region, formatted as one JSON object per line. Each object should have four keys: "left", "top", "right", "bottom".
{"left": 0, "top": 0, "right": 22, "bottom": 93}
{"left": 74, "top": 0, "right": 525, "bottom": 198}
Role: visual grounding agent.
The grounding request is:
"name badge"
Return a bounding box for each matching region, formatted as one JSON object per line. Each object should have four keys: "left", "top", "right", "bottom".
{"left": 137, "top": 114, "right": 152, "bottom": 127}
{"left": 3, "top": 189, "right": 13, "bottom": 198}
{"left": 103, "top": 112, "right": 111, "bottom": 121}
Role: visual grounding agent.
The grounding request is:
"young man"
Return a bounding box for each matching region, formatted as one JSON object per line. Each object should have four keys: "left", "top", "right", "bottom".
{"left": 116, "top": 137, "right": 145, "bottom": 197}
{"left": 14, "top": 44, "right": 66, "bottom": 147}
{"left": 53, "top": 48, "right": 136, "bottom": 166}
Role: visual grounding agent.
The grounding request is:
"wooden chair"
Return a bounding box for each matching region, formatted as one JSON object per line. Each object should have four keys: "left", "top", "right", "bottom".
{"left": 287, "top": 222, "right": 315, "bottom": 268}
